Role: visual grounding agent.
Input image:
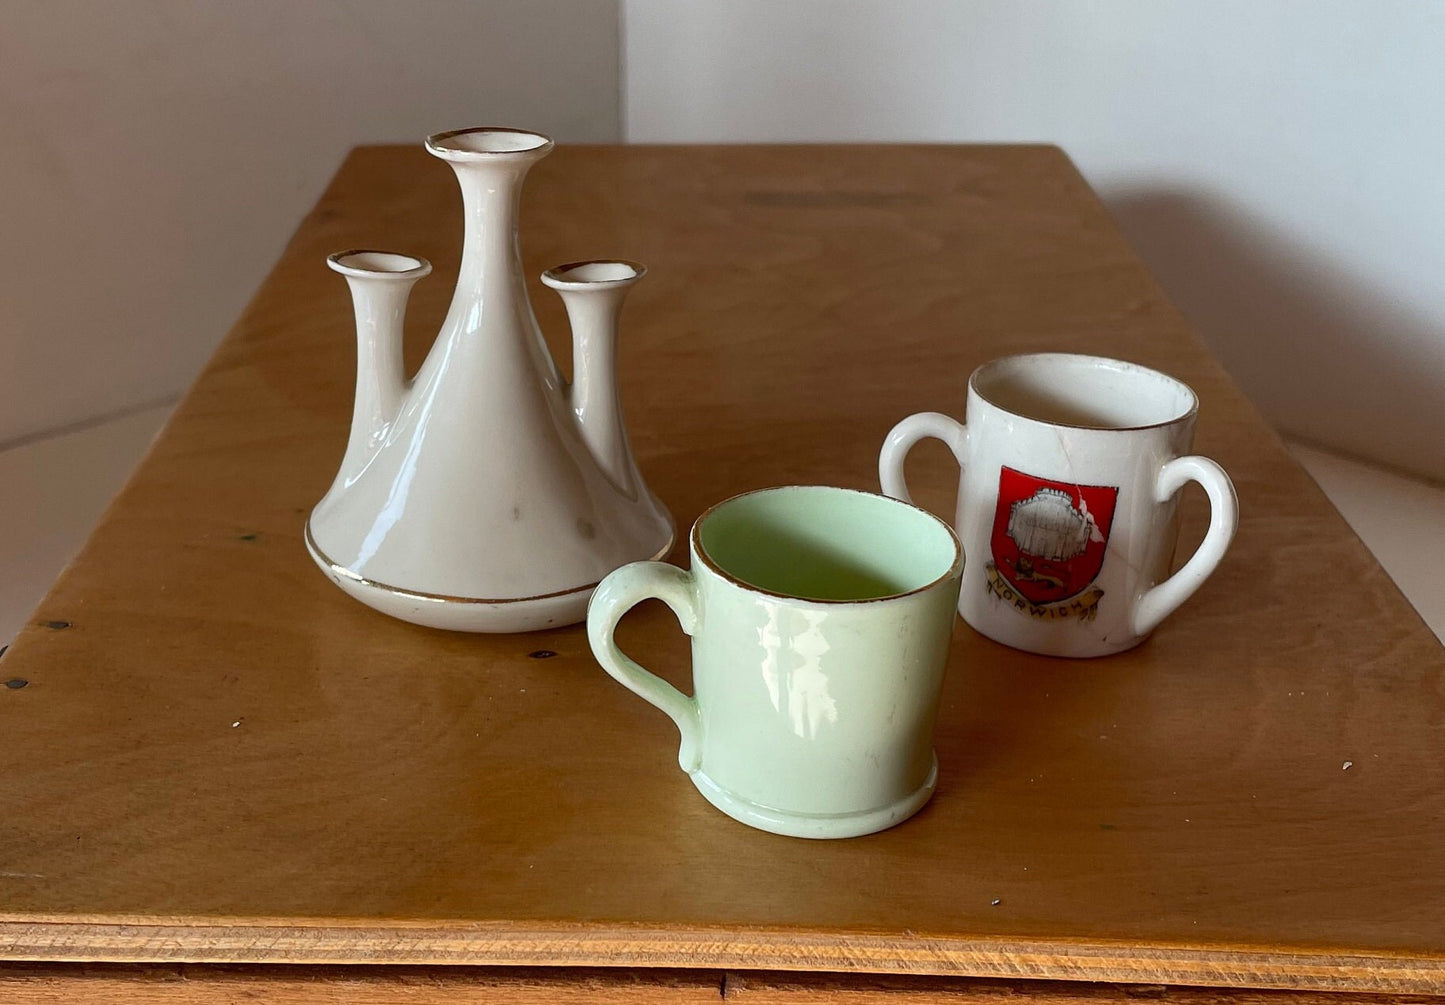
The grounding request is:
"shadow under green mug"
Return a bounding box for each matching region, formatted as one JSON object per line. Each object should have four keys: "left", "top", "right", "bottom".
{"left": 586, "top": 485, "right": 963, "bottom": 839}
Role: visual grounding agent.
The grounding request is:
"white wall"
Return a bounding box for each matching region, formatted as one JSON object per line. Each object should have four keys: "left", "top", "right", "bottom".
{"left": 7, "top": 2, "right": 1441, "bottom": 479}
{"left": 624, "top": 0, "right": 1445, "bottom": 481}
{"left": 0, "top": 0, "right": 620, "bottom": 446}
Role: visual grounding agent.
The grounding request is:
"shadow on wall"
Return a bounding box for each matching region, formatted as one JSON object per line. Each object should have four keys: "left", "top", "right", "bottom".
{"left": 1102, "top": 189, "right": 1445, "bottom": 484}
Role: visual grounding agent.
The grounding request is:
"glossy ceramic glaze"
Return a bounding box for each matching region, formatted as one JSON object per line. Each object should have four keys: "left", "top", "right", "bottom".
{"left": 306, "top": 128, "right": 673, "bottom": 632}
{"left": 880, "top": 353, "right": 1237, "bottom": 658}
{"left": 587, "top": 486, "right": 963, "bottom": 839}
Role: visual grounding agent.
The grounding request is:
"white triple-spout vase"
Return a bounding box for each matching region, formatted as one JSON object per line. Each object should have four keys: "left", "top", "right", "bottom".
{"left": 306, "top": 127, "right": 673, "bottom": 632}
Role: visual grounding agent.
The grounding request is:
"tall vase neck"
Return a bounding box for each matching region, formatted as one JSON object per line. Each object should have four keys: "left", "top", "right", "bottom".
{"left": 452, "top": 160, "right": 530, "bottom": 278}
{"left": 425, "top": 128, "right": 554, "bottom": 315}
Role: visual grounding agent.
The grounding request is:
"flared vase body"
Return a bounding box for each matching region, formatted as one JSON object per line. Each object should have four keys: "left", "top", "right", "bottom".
{"left": 307, "top": 128, "right": 673, "bottom": 632}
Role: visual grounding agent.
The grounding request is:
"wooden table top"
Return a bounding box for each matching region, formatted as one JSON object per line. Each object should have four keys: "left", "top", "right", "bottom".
{"left": 0, "top": 144, "right": 1440, "bottom": 996}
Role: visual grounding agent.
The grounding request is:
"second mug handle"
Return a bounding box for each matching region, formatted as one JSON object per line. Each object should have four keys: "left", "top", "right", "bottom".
{"left": 1131, "top": 456, "right": 1239, "bottom": 637}
{"left": 878, "top": 412, "right": 970, "bottom": 505}
{"left": 586, "top": 561, "right": 703, "bottom": 773}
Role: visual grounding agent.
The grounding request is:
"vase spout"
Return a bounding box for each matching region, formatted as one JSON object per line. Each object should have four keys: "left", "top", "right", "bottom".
{"left": 542, "top": 260, "right": 648, "bottom": 490}
{"left": 325, "top": 250, "right": 430, "bottom": 484}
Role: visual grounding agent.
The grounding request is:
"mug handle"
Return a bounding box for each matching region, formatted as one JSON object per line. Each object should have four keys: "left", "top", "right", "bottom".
{"left": 879, "top": 412, "right": 970, "bottom": 505}
{"left": 1131, "top": 456, "right": 1239, "bottom": 637}
{"left": 587, "top": 561, "right": 703, "bottom": 773}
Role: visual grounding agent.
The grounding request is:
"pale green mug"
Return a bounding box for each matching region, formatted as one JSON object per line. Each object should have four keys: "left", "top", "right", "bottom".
{"left": 587, "top": 485, "right": 963, "bottom": 839}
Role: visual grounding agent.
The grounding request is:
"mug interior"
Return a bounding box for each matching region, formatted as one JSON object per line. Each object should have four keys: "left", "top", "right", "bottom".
{"left": 971, "top": 353, "right": 1197, "bottom": 429}
{"left": 695, "top": 486, "right": 959, "bottom": 602}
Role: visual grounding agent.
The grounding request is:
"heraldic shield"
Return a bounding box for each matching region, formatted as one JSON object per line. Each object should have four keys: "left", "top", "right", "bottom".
{"left": 988, "top": 466, "right": 1119, "bottom": 611}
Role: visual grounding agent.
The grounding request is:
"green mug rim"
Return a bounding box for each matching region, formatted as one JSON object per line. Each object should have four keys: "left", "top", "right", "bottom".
{"left": 689, "top": 485, "right": 963, "bottom": 606}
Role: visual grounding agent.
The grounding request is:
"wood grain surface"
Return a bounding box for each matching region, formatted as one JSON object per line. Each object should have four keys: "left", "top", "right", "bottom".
{"left": 0, "top": 145, "right": 1440, "bottom": 995}
{"left": 2, "top": 964, "right": 1441, "bottom": 1005}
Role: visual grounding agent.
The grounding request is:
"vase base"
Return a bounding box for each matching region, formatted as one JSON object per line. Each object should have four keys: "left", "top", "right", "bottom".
{"left": 304, "top": 521, "right": 674, "bottom": 633}
{"left": 688, "top": 756, "right": 938, "bottom": 839}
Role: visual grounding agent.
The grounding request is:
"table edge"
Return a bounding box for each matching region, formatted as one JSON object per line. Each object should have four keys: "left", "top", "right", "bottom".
{"left": 0, "top": 919, "right": 1439, "bottom": 994}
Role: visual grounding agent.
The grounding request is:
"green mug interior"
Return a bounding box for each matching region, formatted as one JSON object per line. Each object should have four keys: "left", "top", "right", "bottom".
{"left": 694, "top": 486, "right": 960, "bottom": 602}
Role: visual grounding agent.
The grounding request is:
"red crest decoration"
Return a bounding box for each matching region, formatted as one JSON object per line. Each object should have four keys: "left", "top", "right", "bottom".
{"left": 989, "top": 466, "right": 1118, "bottom": 606}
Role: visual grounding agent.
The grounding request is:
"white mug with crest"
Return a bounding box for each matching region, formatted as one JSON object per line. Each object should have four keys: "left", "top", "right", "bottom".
{"left": 879, "top": 353, "right": 1237, "bottom": 658}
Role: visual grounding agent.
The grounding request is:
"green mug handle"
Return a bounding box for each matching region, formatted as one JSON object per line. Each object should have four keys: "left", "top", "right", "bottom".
{"left": 587, "top": 561, "right": 703, "bottom": 773}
